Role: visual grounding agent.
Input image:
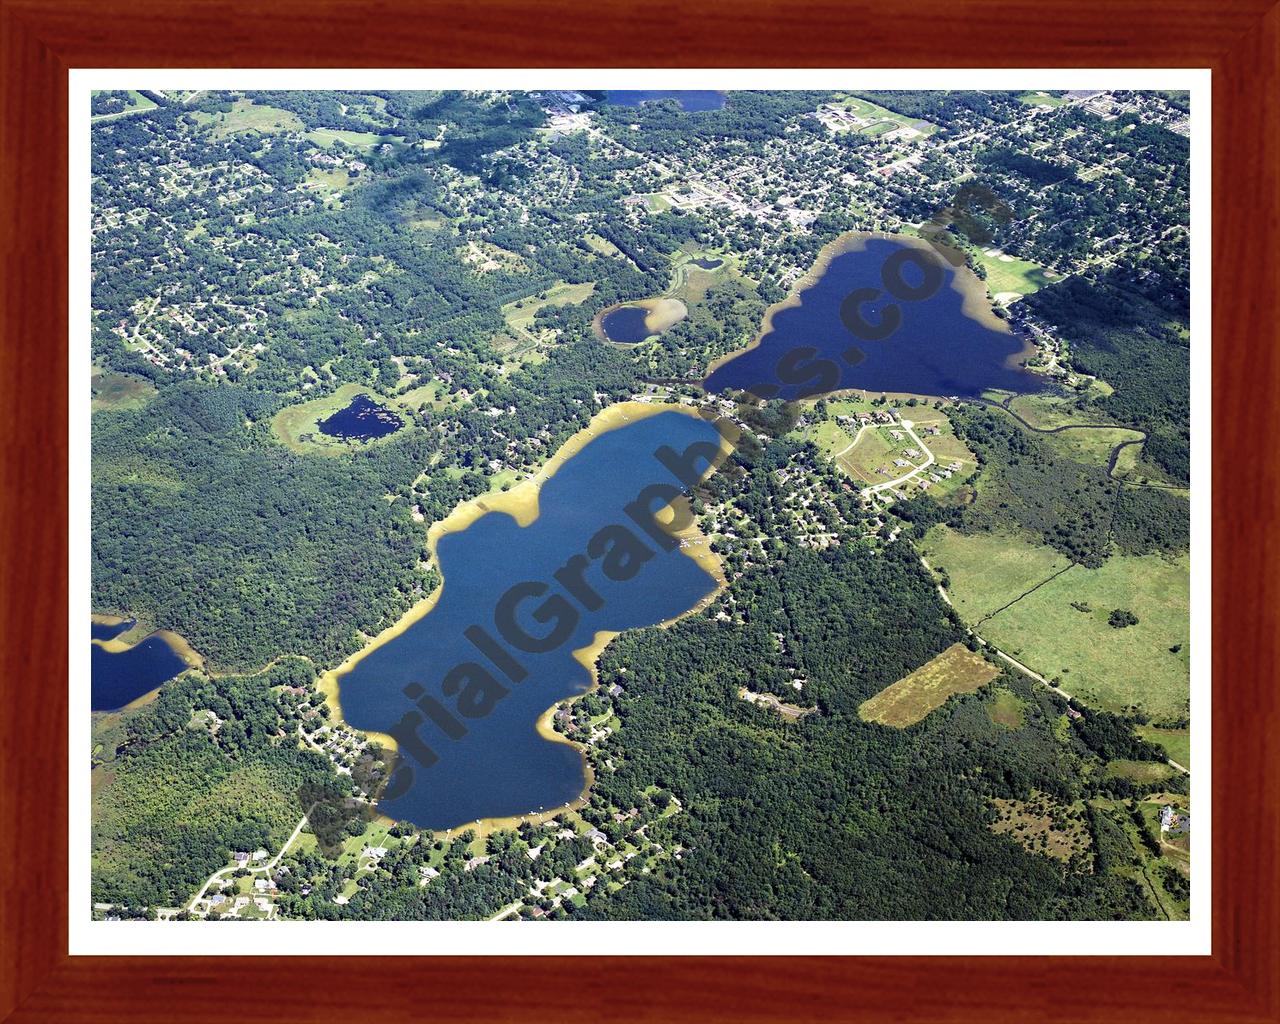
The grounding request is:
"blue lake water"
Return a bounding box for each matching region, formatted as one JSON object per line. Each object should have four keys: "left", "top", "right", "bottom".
{"left": 607, "top": 91, "right": 726, "bottom": 112}
{"left": 92, "top": 618, "right": 133, "bottom": 642}
{"left": 92, "top": 624, "right": 188, "bottom": 711}
{"left": 600, "top": 305, "right": 653, "bottom": 344}
{"left": 704, "top": 237, "right": 1043, "bottom": 400}
{"left": 338, "top": 411, "right": 724, "bottom": 830}
{"left": 318, "top": 393, "right": 402, "bottom": 440}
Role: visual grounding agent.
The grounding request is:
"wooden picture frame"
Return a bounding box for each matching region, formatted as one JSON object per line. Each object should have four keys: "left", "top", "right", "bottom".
{"left": 2, "top": 1, "right": 1276, "bottom": 1019}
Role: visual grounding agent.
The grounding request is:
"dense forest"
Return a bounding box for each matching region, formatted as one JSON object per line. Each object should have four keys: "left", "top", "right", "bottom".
{"left": 570, "top": 541, "right": 1161, "bottom": 920}
{"left": 92, "top": 658, "right": 346, "bottom": 907}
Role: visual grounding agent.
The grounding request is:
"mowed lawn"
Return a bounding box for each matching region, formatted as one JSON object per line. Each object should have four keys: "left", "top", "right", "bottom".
{"left": 920, "top": 525, "right": 1072, "bottom": 623}
{"left": 859, "top": 643, "right": 1000, "bottom": 727}
{"left": 305, "top": 127, "right": 401, "bottom": 152}
{"left": 981, "top": 552, "right": 1190, "bottom": 720}
{"left": 973, "top": 249, "right": 1062, "bottom": 298}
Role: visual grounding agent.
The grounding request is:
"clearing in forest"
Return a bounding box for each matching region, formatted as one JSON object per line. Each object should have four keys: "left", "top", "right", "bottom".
{"left": 859, "top": 642, "right": 999, "bottom": 727}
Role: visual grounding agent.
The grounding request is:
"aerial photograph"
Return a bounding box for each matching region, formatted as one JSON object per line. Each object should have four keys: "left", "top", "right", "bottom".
{"left": 89, "top": 86, "right": 1193, "bottom": 923}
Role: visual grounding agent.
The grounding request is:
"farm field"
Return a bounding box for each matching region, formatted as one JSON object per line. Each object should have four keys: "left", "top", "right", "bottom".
{"left": 920, "top": 525, "right": 1072, "bottom": 624}
{"left": 980, "top": 552, "right": 1190, "bottom": 720}
{"left": 305, "top": 167, "right": 353, "bottom": 202}
{"left": 859, "top": 642, "right": 1000, "bottom": 727}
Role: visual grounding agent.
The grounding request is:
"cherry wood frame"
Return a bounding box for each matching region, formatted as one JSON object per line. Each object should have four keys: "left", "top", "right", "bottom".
{"left": 2, "top": 1, "right": 1277, "bottom": 1020}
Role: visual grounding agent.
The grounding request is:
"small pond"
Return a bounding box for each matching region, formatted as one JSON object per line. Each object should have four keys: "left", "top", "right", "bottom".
{"left": 318, "top": 394, "right": 403, "bottom": 441}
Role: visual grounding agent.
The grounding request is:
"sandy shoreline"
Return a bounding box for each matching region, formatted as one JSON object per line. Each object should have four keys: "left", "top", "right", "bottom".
{"left": 704, "top": 229, "right": 1019, "bottom": 383}
{"left": 321, "top": 400, "right": 736, "bottom": 833}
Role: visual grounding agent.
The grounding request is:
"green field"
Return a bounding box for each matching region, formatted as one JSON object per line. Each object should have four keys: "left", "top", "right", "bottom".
{"left": 391, "top": 380, "right": 456, "bottom": 414}
{"left": 973, "top": 249, "right": 1062, "bottom": 299}
{"left": 1003, "top": 395, "right": 1146, "bottom": 470}
{"left": 1104, "top": 759, "right": 1176, "bottom": 785}
{"left": 980, "top": 553, "right": 1190, "bottom": 720}
{"left": 987, "top": 686, "right": 1026, "bottom": 730}
{"left": 920, "top": 526, "right": 1072, "bottom": 623}
{"left": 92, "top": 369, "right": 156, "bottom": 412}
{"left": 922, "top": 528, "right": 1190, "bottom": 719}
{"left": 1136, "top": 726, "right": 1191, "bottom": 768}
{"left": 832, "top": 95, "right": 940, "bottom": 136}
{"left": 501, "top": 281, "right": 596, "bottom": 331}
{"left": 1016, "top": 91, "right": 1069, "bottom": 108}
{"left": 305, "top": 167, "right": 353, "bottom": 202}
{"left": 305, "top": 127, "right": 400, "bottom": 152}
{"left": 197, "top": 99, "right": 303, "bottom": 139}
{"left": 859, "top": 643, "right": 1000, "bottom": 727}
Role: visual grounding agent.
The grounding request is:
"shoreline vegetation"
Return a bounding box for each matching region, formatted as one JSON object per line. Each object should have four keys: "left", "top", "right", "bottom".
{"left": 703, "top": 229, "right": 1032, "bottom": 383}
{"left": 319, "top": 400, "right": 735, "bottom": 834}
{"left": 591, "top": 297, "right": 689, "bottom": 345}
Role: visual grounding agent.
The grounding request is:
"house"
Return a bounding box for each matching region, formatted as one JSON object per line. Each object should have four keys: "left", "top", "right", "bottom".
{"left": 209, "top": 894, "right": 226, "bottom": 906}
{"left": 576, "top": 856, "right": 596, "bottom": 873}
{"left": 362, "top": 845, "right": 388, "bottom": 860}
{"left": 252, "top": 849, "right": 269, "bottom": 861}
{"left": 585, "top": 828, "right": 609, "bottom": 845}
{"left": 607, "top": 683, "right": 623, "bottom": 697}
{"left": 464, "top": 855, "right": 491, "bottom": 872}
{"left": 1160, "top": 805, "right": 1175, "bottom": 831}
{"left": 233, "top": 852, "right": 249, "bottom": 864}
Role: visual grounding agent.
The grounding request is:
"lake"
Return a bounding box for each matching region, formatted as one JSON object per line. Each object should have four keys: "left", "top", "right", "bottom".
{"left": 607, "top": 91, "right": 726, "bottom": 112}
{"left": 92, "top": 622, "right": 190, "bottom": 711}
{"left": 704, "top": 234, "right": 1043, "bottom": 400}
{"left": 336, "top": 409, "right": 725, "bottom": 830}
{"left": 600, "top": 305, "right": 653, "bottom": 343}
{"left": 317, "top": 393, "right": 403, "bottom": 441}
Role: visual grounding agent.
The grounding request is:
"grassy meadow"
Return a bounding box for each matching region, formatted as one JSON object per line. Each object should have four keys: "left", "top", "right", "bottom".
{"left": 859, "top": 643, "right": 1000, "bottom": 727}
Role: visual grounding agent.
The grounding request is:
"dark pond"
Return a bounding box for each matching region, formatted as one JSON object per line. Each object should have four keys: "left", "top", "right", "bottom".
{"left": 690, "top": 257, "right": 724, "bottom": 270}
{"left": 704, "top": 237, "right": 1044, "bottom": 401}
{"left": 318, "top": 393, "right": 403, "bottom": 441}
{"left": 607, "top": 90, "right": 726, "bottom": 112}
{"left": 600, "top": 305, "right": 654, "bottom": 344}
{"left": 92, "top": 624, "right": 188, "bottom": 711}
{"left": 338, "top": 411, "right": 723, "bottom": 830}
